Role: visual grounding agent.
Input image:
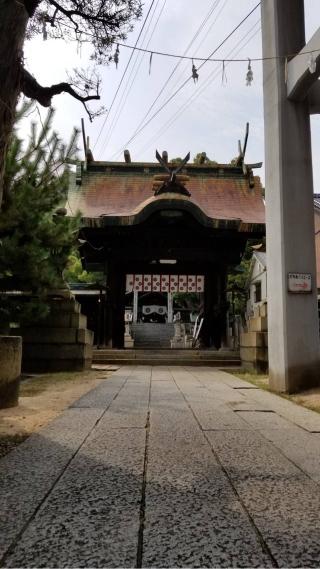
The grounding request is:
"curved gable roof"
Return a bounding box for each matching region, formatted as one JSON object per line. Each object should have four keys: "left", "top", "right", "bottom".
{"left": 68, "top": 162, "right": 265, "bottom": 229}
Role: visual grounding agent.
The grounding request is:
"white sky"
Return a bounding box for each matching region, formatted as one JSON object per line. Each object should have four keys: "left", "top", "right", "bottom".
{"left": 23, "top": 0, "right": 320, "bottom": 188}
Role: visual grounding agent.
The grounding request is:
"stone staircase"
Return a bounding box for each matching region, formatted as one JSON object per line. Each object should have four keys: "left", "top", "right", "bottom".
{"left": 92, "top": 348, "right": 240, "bottom": 367}
{"left": 131, "top": 323, "right": 174, "bottom": 349}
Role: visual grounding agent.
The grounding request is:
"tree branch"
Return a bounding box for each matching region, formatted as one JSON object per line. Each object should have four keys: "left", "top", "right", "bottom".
{"left": 20, "top": 68, "right": 100, "bottom": 121}
{"left": 47, "top": 0, "right": 116, "bottom": 27}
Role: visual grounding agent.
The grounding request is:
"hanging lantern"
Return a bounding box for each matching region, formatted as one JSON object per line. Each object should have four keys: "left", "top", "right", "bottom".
{"left": 246, "top": 59, "right": 253, "bottom": 86}
{"left": 192, "top": 59, "right": 199, "bottom": 83}
{"left": 308, "top": 52, "right": 317, "bottom": 74}
{"left": 114, "top": 44, "right": 120, "bottom": 69}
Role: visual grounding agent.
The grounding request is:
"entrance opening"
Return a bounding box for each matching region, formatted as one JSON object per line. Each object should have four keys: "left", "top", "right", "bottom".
{"left": 125, "top": 275, "right": 204, "bottom": 349}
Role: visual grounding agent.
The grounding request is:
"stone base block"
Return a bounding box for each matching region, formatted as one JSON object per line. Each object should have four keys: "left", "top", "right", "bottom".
{"left": 0, "top": 336, "right": 22, "bottom": 408}
{"left": 19, "top": 327, "right": 93, "bottom": 345}
{"left": 248, "top": 316, "right": 268, "bottom": 332}
{"left": 260, "top": 303, "right": 268, "bottom": 318}
{"left": 22, "top": 358, "right": 92, "bottom": 373}
{"left": 125, "top": 334, "right": 134, "bottom": 348}
{"left": 20, "top": 296, "right": 93, "bottom": 373}
{"left": 240, "top": 346, "right": 268, "bottom": 362}
{"left": 240, "top": 332, "right": 268, "bottom": 348}
{"left": 35, "top": 312, "right": 87, "bottom": 329}
{"left": 241, "top": 360, "right": 268, "bottom": 374}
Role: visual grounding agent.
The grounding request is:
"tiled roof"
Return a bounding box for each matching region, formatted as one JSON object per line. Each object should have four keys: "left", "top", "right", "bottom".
{"left": 68, "top": 162, "right": 265, "bottom": 228}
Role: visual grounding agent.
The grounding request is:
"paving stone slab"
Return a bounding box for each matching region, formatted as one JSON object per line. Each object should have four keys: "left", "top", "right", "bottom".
{"left": 4, "top": 421, "right": 146, "bottom": 568}
{"left": 234, "top": 410, "right": 295, "bottom": 430}
{"left": 70, "top": 375, "right": 129, "bottom": 408}
{"left": 235, "top": 384, "right": 320, "bottom": 432}
{"left": 143, "top": 380, "right": 272, "bottom": 568}
{"left": 206, "top": 429, "right": 320, "bottom": 567}
{"left": 0, "top": 408, "right": 103, "bottom": 561}
{"left": 261, "top": 427, "right": 320, "bottom": 483}
{"left": 171, "top": 369, "right": 253, "bottom": 431}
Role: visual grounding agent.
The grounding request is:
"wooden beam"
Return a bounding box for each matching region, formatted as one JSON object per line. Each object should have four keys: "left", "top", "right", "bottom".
{"left": 287, "top": 27, "right": 320, "bottom": 101}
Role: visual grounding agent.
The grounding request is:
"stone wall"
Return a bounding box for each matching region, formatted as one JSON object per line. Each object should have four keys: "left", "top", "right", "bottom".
{"left": 0, "top": 336, "right": 22, "bottom": 408}
{"left": 19, "top": 296, "right": 93, "bottom": 373}
{"left": 240, "top": 303, "right": 268, "bottom": 373}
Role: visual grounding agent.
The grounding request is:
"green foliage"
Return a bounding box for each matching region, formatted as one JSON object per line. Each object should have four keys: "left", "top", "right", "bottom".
{"left": 170, "top": 153, "right": 218, "bottom": 166}
{"left": 193, "top": 152, "right": 218, "bottom": 166}
{"left": 227, "top": 241, "right": 261, "bottom": 316}
{"left": 170, "top": 157, "right": 184, "bottom": 164}
{"left": 0, "top": 102, "right": 81, "bottom": 327}
{"left": 173, "top": 292, "right": 200, "bottom": 311}
{"left": 64, "top": 250, "right": 104, "bottom": 285}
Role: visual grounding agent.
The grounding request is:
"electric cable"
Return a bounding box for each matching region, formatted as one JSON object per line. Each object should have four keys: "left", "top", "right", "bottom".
{"left": 136, "top": 23, "right": 261, "bottom": 156}
{"left": 93, "top": 0, "right": 157, "bottom": 152}
{"left": 122, "top": 0, "right": 224, "bottom": 153}
{"left": 113, "top": 2, "right": 261, "bottom": 157}
{"left": 98, "top": 0, "right": 167, "bottom": 156}
{"left": 135, "top": 22, "right": 261, "bottom": 158}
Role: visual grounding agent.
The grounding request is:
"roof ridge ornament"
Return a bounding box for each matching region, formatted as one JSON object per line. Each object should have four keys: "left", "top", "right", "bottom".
{"left": 154, "top": 150, "right": 191, "bottom": 196}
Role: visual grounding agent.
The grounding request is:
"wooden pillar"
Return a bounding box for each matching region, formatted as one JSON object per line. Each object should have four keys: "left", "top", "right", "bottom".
{"left": 201, "top": 269, "right": 218, "bottom": 348}
{"left": 105, "top": 260, "right": 113, "bottom": 347}
{"left": 105, "top": 261, "right": 125, "bottom": 348}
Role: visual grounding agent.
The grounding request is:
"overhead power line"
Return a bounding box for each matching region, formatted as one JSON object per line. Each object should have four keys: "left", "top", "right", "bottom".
{"left": 98, "top": 0, "right": 167, "bottom": 156}
{"left": 134, "top": 21, "right": 261, "bottom": 158}
{"left": 114, "top": 2, "right": 261, "bottom": 157}
{"left": 124, "top": 0, "right": 225, "bottom": 152}
{"left": 93, "top": 0, "right": 157, "bottom": 151}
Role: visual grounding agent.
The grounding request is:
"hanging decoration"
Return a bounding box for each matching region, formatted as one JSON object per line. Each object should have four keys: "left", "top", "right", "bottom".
{"left": 149, "top": 52, "right": 153, "bottom": 75}
{"left": 192, "top": 59, "right": 199, "bottom": 83}
{"left": 42, "top": 16, "right": 48, "bottom": 41}
{"left": 221, "top": 60, "right": 227, "bottom": 86}
{"left": 246, "top": 58, "right": 253, "bottom": 86}
{"left": 308, "top": 52, "right": 317, "bottom": 74}
{"left": 114, "top": 44, "right": 120, "bottom": 69}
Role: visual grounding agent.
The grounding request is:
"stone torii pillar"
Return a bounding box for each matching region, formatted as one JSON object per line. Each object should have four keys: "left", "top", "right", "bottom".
{"left": 261, "top": 0, "right": 320, "bottom": 392}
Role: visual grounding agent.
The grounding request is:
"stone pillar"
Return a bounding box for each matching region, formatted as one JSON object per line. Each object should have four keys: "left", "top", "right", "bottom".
{"left": 261, "top": 0, "right": 320, "bottom": 392}
{"left": 0, "top": 336, "right": 22, "bottom": 408}
{"left": 133, "top": 290, "right": 138, "bottom": 323}
{"left": 167, "top": 292, "right": 173, "bottom": 323}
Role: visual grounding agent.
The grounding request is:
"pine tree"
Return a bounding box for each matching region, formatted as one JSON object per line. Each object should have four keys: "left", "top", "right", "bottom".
{"left": 0, "top": 103, "right": 80, "bottom": 329}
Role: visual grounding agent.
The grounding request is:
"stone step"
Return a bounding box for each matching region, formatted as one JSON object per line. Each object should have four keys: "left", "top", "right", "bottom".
{"left": 93, "top": 349, "right": 240, "bottom": 367}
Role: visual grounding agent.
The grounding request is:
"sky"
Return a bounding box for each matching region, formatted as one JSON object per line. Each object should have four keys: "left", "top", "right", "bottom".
{"left": 22, "top": 0, "right": 320, "bottom": 188}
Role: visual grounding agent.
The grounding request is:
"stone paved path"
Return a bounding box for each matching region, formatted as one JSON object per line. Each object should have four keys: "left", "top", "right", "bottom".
{"left": 2, "top": 366, "right": 320, "bottom": 567}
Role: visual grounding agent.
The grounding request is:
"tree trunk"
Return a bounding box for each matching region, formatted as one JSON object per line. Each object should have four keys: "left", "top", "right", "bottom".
{"left": 0, "top": 1, "right": 29, "bottom": 206}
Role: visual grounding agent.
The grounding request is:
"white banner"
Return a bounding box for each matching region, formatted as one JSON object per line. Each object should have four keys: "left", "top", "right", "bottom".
{"left": 126, "top": 274, "right": 205, "bottom": 293}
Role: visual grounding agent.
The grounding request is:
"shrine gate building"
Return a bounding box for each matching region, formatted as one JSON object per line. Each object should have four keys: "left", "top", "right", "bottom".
{"left": 67, "top": 151, "right": 265, "bottom": 350}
